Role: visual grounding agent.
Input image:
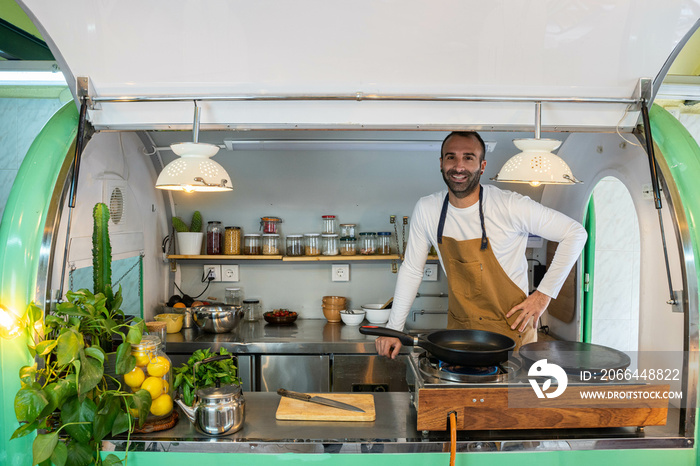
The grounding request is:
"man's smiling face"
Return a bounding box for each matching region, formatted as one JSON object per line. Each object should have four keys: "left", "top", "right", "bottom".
{"left": 440, "top": 134, "right": 486, "bottom": 199}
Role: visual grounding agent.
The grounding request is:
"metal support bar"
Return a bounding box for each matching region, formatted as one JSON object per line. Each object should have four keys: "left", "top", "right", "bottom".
{"left": 640, "top": 101, "right": 678, "bottom": 306}
{"left": 68, "top": 98, "right": 88, "bottom": 208}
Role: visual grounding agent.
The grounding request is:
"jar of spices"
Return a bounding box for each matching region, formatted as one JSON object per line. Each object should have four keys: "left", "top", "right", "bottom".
{"left": 339, "top": 223, "right": 356, "bottom": 238}
{"left": 260, "top": 217, "right": 282, "bottom": 234}
{"left": 322, "top": 233, "right": 339, "bottom": 256}
{"left": 244, "top": 233, "right": 262, "bottom": 255}
{"left": 339, "top": 236, "right": 356, "bottom": 256}
{"left": 206, "top": 221, "right": 224, "bottom": 255}
{"left": 377, "top": 231, "right": 392, "bottom": 255}
{"left": 126, "top": 335, "right": 172, "bottom": 420}
{"left": 286, "top": 235, "right": 304, "bottom": 256}
{"left": 225, "top": 287, "right": 243, "bottom": 306}
{"left": 262, "top": 233, "right": 280, "bottom": 255}
{"left": 243, "top": 298, "right": 261, "bottom": 322}
{"left": 321, "top": 215, "right": 337, "bottom": 234}
{"left": 304, "top": 233, "right": 321, "bottom": 256}
{"left": 224, "top": 226, "right": 242, "bottom": 255}
{"left": 359, "top": 232, "right": 377, "bottom": 255}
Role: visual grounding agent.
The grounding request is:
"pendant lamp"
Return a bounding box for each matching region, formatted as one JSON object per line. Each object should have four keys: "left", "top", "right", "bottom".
{"left": 492, "top": 102, "right": 580, "bottom": 186}
{"left": 155, "top": 102, "right": 233, "bottom": 192}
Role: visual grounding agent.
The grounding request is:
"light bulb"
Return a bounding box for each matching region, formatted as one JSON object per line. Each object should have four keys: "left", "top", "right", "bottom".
{"left": 529, "top": 181, "right": 541, "bottom": 187}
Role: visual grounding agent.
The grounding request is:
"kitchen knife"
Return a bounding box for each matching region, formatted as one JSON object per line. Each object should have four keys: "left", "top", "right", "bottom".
{"left": 277, "top": 388, "right": 366, "bottom": 413}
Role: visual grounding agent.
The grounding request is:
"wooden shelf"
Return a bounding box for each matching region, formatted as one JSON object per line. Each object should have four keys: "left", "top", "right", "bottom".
{"left": 168, "top": 254, "right": 401, "bottom": 262}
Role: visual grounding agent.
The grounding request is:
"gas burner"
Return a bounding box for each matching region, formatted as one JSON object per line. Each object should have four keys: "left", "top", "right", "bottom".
{"left": 417, "top": 352, "right": 520, "bottom": 384}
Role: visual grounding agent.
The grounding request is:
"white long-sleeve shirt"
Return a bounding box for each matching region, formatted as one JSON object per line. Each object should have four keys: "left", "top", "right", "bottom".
{"left": 387, "top": 185, "right": 588, "bottom": 331}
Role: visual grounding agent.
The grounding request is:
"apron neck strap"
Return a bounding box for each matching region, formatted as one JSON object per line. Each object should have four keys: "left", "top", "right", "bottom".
{"left": 437, "top": 186, "right": 488, "bottom": 250}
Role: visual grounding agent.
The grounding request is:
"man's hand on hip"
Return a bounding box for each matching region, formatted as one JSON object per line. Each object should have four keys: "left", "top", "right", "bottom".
{"left": 506, "top": 290, "right": 551, "bottom": 332}
{"left": 375, "top": 336, "right": 402, "bottom": 359}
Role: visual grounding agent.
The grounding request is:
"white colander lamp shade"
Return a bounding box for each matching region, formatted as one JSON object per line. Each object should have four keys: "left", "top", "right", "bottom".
{"left": 155, "top": 142, "right": 233, "bottom": 192}
{"left": 493, "top": 138, "right": 580, "bottom": 186}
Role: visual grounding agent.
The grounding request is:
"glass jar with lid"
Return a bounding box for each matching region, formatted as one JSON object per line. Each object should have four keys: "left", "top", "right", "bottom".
{"left": 322, "top": 233, "right": 339, "bottom": 256}
{"left": 243, "top": 298, "right": 261, "bottom": 322}
{"left": 262, "top": 233, "right": 280, "bottom": 255}
{"left": 286, "top": 235, "right": 304, "bottom": 256}
{"left": 243, "top": 233, "right": 262, "bottom": 255}
{"left": 339, "top": 223, "right": 356, "bottom": 238}
{"left": 126, "top": 335, "right": 172, "bottom": 420}
{"left": 206, "top": 221, "right": 224, "bottom": 255}
{"left": 224, "top": 226, "right": 242, "bottom": 255}
{"left": 260, "top": 216, "right": 282, "bottom": 234}
{"left": 339, "top": 237, "right": 357, "bottom": 256}
{"left": 321, "top": 215, "right": 337, "bottom": 234}
{"left": 225, "top": 287, "right": 243, "bottom": 306}
{"left": 377, "top": 231, "right": 392, "bottom": 255}
{"left": 359, "top": 232, "right": 377, "bottom": 255}
{"left": 304, "top": 233, "right": 321, "bottom": 256}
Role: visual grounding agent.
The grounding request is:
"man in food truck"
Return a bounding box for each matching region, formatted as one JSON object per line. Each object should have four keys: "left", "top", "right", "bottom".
{"left": 375, "top": 131, "right": 588, "bottom": 358}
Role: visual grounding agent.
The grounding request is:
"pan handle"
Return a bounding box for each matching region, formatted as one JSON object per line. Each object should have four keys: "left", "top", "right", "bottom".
{"left": 359, "top": 326, "right": 416, "bottom": 346}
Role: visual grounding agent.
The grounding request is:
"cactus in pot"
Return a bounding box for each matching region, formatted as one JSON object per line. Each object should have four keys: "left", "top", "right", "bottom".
{"left": 173, "top": 211, "right": 204, "bottom": 255}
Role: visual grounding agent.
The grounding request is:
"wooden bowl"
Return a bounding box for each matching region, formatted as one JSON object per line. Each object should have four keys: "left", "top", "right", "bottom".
{"left": 322, "top": 308, "right": 342, "bottom": 323}
{"left": 322, "top": 296, "right": 346, "bottom": 305}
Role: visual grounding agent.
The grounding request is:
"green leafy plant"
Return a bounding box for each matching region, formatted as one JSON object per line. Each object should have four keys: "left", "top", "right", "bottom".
{"left": 171, "top": 211, "right": 202, "bottom": 233}
{"left": 172, "top": 348, "right": 240, "bottom": 407}
{"left": 11, "top": 203, "right": 149, "bottom": 466}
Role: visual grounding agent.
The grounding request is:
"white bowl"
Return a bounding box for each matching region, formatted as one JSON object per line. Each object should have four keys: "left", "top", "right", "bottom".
{"left": 361, "top": 304, "right": 391, "bottom": 324}
{"left": 340, "top": 310, "right": 365, "bottom": 326}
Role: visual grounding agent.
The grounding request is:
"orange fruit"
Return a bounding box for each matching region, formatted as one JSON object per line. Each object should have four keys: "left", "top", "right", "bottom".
{"left": 191, "top": 301, "right": 204, "bottom": 307}
{"left": 172, "top": 302, "right": 186, "bottom": 308}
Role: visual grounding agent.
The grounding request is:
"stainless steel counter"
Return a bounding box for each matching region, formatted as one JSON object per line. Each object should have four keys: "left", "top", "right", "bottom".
{"left": 104, "top": 393, "right": 691, "bottom": 454}
{"left": 165, "top": 319, "right": 396, "bottom": 354}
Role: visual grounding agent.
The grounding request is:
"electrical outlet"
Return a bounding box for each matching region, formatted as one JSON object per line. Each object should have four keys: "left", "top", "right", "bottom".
{"left": 331, "top": 264, "right": 350, "bottom": 282}
{"left": 423, "top": 263, "right": 438, "bottom": 281}
{"left": 221, "top": 264, "right": 240, "bottom": 282}
{"left": 203, "top": 265, "right": 221, "bottom": 282}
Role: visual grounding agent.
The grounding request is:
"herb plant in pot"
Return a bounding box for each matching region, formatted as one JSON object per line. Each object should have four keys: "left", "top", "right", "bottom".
{"left": 172, "top": 211, "right": 203, "bottom": 255}
{"left": 172, "top": 348, "right": 245, "bottom": 436}
{"left": 11, "top": 203, "right": 149, "bottom": 466}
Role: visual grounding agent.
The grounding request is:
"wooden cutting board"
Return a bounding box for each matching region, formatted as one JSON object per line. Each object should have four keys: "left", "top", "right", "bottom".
{"left": 276, "top": 393, "right": 376, "bottom": 422}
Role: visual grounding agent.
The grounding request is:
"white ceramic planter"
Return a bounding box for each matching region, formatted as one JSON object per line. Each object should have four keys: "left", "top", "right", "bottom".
{"left": 177, "top": 232, "right": 203, "bottom": 255}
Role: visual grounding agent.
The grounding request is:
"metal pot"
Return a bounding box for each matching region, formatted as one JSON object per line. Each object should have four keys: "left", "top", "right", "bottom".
{"left": 176, "top": 384, "right": 245, "bottom": 435}
{"left": 192, "top": 305, "right": 244, "bottom": 333}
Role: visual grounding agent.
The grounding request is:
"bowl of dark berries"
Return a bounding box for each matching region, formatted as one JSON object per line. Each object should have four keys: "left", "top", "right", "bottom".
{"left": 263, "top": 309, "right": 298, "bottom": 325}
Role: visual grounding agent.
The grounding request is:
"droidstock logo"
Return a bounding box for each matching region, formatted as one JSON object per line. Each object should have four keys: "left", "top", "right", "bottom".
{"left": 528, "top": 359, "right": 568, "bottom": 398}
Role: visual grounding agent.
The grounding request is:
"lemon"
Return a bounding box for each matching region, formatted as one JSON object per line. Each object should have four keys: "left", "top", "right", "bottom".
{"left": 141, "top": 376, "right": 165, "bottom": 401}
{"left": 133, "top": 351, "right": 151, "bottom": 367}
{"left": 147, "top": 356, "right": 171, "bottom": 377}
{"left": 128, "top": 407, "right": 140, "bottom": 417}
{"left": 123, "top": 367, "right": 145, "bottom": 388}
{"left": 150, "top": 393, "right": 173, "bottom": 417}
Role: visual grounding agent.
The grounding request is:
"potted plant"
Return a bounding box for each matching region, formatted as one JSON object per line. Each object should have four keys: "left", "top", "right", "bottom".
{"left": 11, "top": 203, "right": 148, "bottom": 466}
{"left": 172, "top": 211, "right": 203, "bottom": 255}
{"left": 172, "top": 347, "right": 240, "bottom": 407}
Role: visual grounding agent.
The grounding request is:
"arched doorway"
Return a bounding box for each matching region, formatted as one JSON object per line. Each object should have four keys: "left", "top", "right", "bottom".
{"left": 585, "top": 176, "right": 641, "bottom": 352}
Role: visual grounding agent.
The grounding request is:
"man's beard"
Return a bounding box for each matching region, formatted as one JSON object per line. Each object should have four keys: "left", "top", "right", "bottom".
{"left": 441, "top": 168, "right": 481, "bottom": 199}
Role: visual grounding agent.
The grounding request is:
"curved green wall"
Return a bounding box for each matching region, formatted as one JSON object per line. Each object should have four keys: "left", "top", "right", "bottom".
{"left": 0, "top": 101, "right": 77, "bottom": 465}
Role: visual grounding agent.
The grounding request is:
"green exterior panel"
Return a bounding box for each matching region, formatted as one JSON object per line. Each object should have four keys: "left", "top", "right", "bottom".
{"left": 582, "top": 196, "right": 596, "bottom": 343}
{"left": 648, "top": 103, "right": 700, "bottom": 464}
{"left": 0, "top": 101, "right": 78, "bottom": 465}
{"left": 105, "top": 448, "right": 698, "bottom": 466}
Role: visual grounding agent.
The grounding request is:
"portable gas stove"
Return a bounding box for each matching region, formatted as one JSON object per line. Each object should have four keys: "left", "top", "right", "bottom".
{"left": 406, "top": 350, "right": 670, "bottom": 432}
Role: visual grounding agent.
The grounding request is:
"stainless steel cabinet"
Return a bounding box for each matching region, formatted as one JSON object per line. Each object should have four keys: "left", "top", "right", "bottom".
{"left": 332, "top": 355, "right": 408, "bottom": 392}
{"left": 258, "top": 355, "right": 330, "bottom": 392}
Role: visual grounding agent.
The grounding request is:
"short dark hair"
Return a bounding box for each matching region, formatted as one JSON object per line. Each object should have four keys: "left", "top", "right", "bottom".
{"left": 440, "top": 131, "right": 486, "bottom": 161}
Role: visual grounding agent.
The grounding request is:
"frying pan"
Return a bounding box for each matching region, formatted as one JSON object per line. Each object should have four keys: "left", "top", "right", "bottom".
{"left": 360, "top": 326, "right": 515, "bottom": 366}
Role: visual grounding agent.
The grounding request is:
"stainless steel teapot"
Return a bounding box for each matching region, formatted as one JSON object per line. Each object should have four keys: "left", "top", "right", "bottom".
{"left": 176, "top": 384, "right": 245, "bottom": 435}
{"left": 175, "top": 354, "right": 245, "bottom": 436}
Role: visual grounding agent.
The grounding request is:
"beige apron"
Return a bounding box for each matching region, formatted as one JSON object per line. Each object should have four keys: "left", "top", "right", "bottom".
{"left": 437, "top": 189, "right": 536, "bottom": 350}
